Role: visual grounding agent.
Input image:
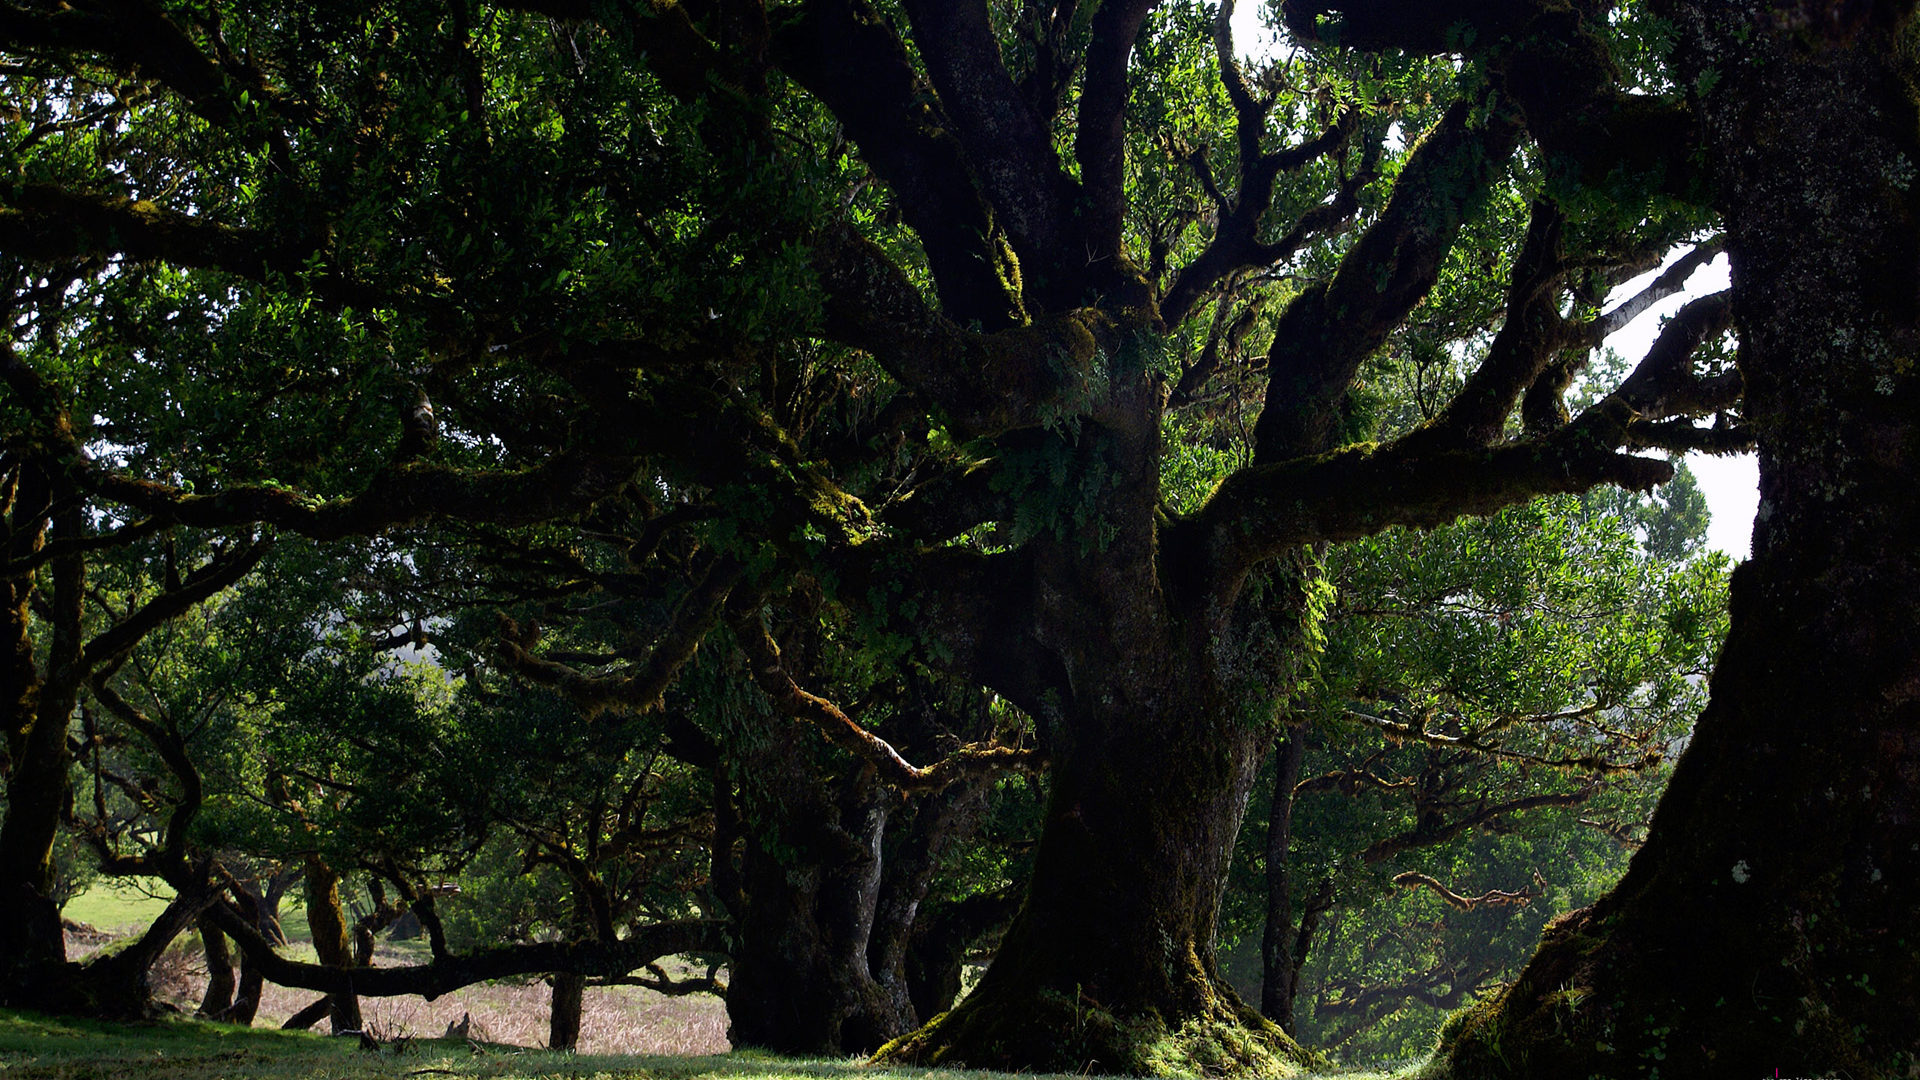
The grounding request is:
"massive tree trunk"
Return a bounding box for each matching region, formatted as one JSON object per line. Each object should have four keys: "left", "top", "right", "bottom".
{"left": 880, "top": 686, "right": 1307, "bottom": 1075}
{"left": 1435, "top": 5, "right": 1920, "bottom": 1076}
{"left": 877, "top": 426, "right": 1321, "bottom": 1076}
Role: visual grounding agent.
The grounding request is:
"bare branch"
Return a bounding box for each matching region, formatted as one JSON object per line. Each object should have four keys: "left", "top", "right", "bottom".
{"left": 1391, "top": 870, "right": 1543, "bottom": 912}
{"left": 1340, "top": 709, "right": 1663, "bottom": 775}
{"left": 732, "top": 608, "right": 1042, "bottom": 795}
{"left": 1581, "top": 241, "right": 1726, "bottom": 346}
{"left": 1579, "top": 817, "right": 1647, "bottom": 849}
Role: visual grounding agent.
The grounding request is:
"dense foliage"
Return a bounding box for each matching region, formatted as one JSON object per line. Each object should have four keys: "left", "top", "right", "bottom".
{"left": 5, "top": 0, "right": 1917, "bottom": 1076}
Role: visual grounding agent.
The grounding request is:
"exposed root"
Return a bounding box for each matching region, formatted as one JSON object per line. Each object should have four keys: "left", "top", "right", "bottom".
{"left": 875, "top": 982, "right": 1319, "bottom": 1078}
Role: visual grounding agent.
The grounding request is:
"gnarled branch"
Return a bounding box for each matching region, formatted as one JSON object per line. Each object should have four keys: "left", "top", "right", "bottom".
{"left": 1391, "top": 869, "right": 1543, "bottom": 912}
{"left": 731, "top": 606, "right": 1043, "bottom": 795}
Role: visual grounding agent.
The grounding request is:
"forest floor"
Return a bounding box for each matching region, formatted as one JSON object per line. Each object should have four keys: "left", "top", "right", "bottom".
{"left": 33, "top": 882, "right": 1414, "bottom": 1080}
{"left": 60, "top": 878, "right": 729, "bottom": 1055}
{"left": 0, "top": 1009, "right": 1415, "bottom": 1080}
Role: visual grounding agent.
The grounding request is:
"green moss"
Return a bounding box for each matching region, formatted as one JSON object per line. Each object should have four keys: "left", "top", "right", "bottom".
{"left": 1419, "top": 988, "right": 1513, "bottom": 1080}
{"left": 1143, "top": 1010, "right": 1323, "bottom": 1080}
{"left": 877, "top": 984, "right": 1318, "bottom": 1078}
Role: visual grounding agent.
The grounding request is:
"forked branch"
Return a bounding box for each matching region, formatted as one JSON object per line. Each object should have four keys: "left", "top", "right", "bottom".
{"left": 731, "top": 607, "right": 1042, "bottom": 795}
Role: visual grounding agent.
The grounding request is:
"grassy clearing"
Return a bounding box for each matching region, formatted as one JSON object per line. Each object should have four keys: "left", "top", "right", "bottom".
{"left": 62, "top": 878, "right": 314, "bottom": 942}
{"left": 0, "top": 1009, "right": 1411, "bottom": 1080}
{"left": 60, "top": 879, "right": 178, "bottom": 935}
{"left": 36, "top": 890, "right": 1414, "bottom": 1079}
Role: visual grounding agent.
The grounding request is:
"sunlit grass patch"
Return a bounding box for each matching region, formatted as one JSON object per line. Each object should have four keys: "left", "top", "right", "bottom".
{"left": 59, "top": 878, "right": 177, "bottom": 935}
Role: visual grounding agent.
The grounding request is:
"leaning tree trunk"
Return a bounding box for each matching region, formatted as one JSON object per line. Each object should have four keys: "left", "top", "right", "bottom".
{"left": 1436, "top": 5, "right": 1920, "bottom": 1077}
{"left": 197, "top": 915, "right": 237, "bottom": 1018}
{"left": 76, "top": 885, "right": 215, "bottom": 1018}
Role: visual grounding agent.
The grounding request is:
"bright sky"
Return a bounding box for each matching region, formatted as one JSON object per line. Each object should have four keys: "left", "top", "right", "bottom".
{"left": 1601, "top": 256, "right": 1757, "bottom": 560}
{"left": 1222, "top": 3, "right": 1759, "bottom": 558}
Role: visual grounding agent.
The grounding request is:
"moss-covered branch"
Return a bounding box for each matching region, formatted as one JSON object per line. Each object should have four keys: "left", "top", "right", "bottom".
{"left": 1184, "top": 414, "right": 1672, "bottom": 588}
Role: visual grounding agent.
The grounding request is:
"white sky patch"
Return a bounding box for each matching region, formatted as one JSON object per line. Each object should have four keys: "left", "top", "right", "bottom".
{"left": 1602, "top": 252, "right": 1758, "bottom": 560}
{"left": 1227, "top": 0, "right": 1280, "bottom": 60}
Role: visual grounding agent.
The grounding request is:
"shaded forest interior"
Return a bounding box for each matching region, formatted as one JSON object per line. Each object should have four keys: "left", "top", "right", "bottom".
{"left": 3, "top": 0, "right": 1916, "bottom": 1077}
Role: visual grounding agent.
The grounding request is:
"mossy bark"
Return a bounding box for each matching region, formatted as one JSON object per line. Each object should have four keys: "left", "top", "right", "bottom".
{"left": 1433, "top": 5, "right": 1920, "bottom": 1077}
{"left": 303, "top": 857, "right": 363, "bottom": 1033}
{"left": 876, "top": 694, "right": 1315, "bottom": 1076}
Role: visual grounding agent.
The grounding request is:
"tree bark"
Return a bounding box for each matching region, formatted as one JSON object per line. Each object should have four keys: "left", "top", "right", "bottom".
{"left": 1436, "top": 5, "right": 1920, "bottom": 1076}
{"left": 1259, "top": 730, "right": 1308, "bottom": 1031}
{"left": 303, "top": 856, "right": 363, "bottom": 1033}
{"left": 879, "top": 696, "right": 1312, "bottom": 1075}
{"left": 196, "top": 915, "right": 237, "bottom": 1018}
{"left": 549, "top": 971, "right": 586, "bottom": 1051}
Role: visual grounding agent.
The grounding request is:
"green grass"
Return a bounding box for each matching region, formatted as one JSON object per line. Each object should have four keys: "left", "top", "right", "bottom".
{"left": 0, "top": 1009, "right": 1413, "bottom": 1080}
{"left": 60, "top": 879, "right": 177, "bottom": 934}
{"left": 61, "top": 877, "right": 313, "bottom": 942}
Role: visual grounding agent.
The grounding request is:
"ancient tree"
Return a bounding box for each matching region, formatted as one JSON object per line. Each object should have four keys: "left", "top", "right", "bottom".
{"left": 0, "top": 0, "right": 1781, "bottom": 1069}
{"left": 1400, "top": 0, "right": 1920, "bottom": 1075}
